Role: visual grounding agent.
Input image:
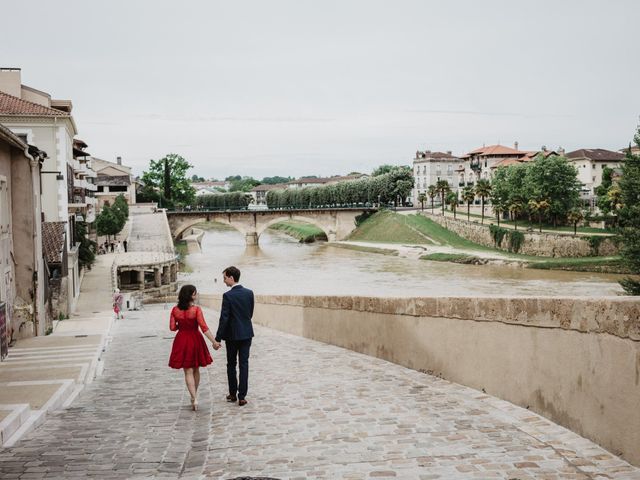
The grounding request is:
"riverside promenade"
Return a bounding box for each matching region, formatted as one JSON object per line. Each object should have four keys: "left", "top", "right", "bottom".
{"left": 1, "top": 302, "right": 639, "bottom": 479}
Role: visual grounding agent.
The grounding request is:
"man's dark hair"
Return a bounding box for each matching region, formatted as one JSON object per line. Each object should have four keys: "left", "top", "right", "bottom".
{"left": 223, "top": 266, "right": 241, "bottom": 282}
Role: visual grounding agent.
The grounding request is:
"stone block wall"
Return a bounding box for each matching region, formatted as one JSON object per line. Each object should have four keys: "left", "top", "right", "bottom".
{"left": 199, "top": 293, "right": 640, "bottom": 466}
{"left": 421, "top": 212, "right": 618, "bottom": 257}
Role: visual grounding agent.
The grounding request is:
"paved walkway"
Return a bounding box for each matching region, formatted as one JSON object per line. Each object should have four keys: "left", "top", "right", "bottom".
{"left": 1, "top": 305, "right": 638, "bottom": 479}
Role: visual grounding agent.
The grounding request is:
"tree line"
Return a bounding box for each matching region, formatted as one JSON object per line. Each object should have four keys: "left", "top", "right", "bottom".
{"left": 266, "top": 167, "right": 413, "bottom": 209}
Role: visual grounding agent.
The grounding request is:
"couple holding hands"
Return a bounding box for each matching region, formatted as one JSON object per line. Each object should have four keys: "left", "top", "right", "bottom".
{"left": 168, "top": 266, "right": 254, "bottom": 410}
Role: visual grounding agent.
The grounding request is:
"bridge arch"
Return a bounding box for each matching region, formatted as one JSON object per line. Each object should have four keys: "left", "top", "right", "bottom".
{"left": 169, "top": 215, "right": 249, "bottom": 241}
{"left": 256, "top": 215, "right": 334, "bottom": 242}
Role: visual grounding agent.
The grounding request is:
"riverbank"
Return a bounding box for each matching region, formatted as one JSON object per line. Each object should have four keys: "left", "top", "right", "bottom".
{"left": 268, "top": 221, "right": 328, "bottom": 243}
{"left": 340, "top": 211, "right": 627, "bottom": 273}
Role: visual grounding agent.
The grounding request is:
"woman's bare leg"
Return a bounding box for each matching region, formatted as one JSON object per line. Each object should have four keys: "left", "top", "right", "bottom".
{"left": 183, "top": 368, "right": 197, "bottom": 404}
{"left": 194, "top": 367, "right": 200, "bottom": 393}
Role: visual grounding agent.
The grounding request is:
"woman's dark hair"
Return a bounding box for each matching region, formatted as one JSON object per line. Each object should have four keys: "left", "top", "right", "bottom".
{"left": 177, "top": 284, "right": 197, "bottom": 310}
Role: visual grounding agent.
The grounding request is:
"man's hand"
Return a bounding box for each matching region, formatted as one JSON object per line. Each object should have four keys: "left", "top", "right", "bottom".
{"left": 212, "top": 340, "right": 221, "bottom": 351}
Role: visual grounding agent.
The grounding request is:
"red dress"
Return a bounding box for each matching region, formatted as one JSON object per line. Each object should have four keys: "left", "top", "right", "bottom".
{"left": 168, "top": 305, "right": 213, "bottom": 369}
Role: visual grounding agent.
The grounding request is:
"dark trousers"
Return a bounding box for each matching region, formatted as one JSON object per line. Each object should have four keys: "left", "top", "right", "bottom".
{"left": 225, "top": 338, "right": 252, "bottom": 399}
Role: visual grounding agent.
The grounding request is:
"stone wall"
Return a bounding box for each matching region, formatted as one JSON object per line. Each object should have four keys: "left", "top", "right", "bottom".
{"left": 421, "top": 212, "right": 618, "bottom": 257}
{"left": 200, "top": 293, "right": 640, "bottom": 466}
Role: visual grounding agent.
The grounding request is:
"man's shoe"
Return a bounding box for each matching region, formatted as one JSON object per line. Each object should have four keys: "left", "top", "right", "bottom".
{"left": 238, "top": 399, "right": 247, "bottom": 406}
{"left": 226, "top": 395, "right": 237, "bottom": 402}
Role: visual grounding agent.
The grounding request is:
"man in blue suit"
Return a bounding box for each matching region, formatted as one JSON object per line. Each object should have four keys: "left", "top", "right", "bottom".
{"left": 213, "top": 266, "right": 255, "bottom": 406}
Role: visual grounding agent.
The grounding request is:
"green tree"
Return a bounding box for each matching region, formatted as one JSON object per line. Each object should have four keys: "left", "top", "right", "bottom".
{"left": 528, "top": 198, "right": 550, "bottom": 233}
{"left": 509, "top": 200, "right": 524, "bottom": 230}
{"left": 261, "top": 176, "right": 292, "bottom": 185}
{"left": 372, "top": 164, "right": 396, "bottom": 176}
{"left": 617, "top": 126, "right": 640, "bottom": 295}
{"left": 524, "top": 154, "right": 581, "bottom": 226}
{"left": 112, "top": 194, "right": 129, "bottom": 221}
{"left": 474, "top": 178, "right": 492, "bottom": 224}
{"left": 490, "top": 168, "right": 510, "bottom": 226}
{"left": 436, "top": 180, "right": 450, "bottom": 215}
{"left": 567, "top": 208, "right": 584, "bottom": 236}
{"left": 190, "top": 174, "right": 205, "bottom": 182}
{"left": 76, "top": 222, "right": 96, "bottom": 270}
{"left": 446, "top": 191, "right": 458, "bottom": 219}
{"left": 427, "top": 185, "right": 438, "bottom": 214}
{"left": 461, "top": 185, "right": 475, "bottom": 222}
{"left": 95, "top": 204, "right": 123, "bottom": 241}
{"left": 229, "top": 177, "right": 261, "bottom": 192}
{"left": 595, "top": 167, "right": 614, "bottom": 214}
{"left": 140, "top": 153, "right": 196, "bottom": 208}
{"left": 418, "top": 193, "right": 427, "bottom": 211}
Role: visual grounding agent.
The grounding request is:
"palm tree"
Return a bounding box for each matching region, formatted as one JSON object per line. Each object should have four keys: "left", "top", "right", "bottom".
{"left": 427, "top": 185, "right": 437, "bottom": 214}
{"left": 528, "top": 199, "right": 550, "bottom": 233}
{"left": 461, "top": 186, "right": 475, "bottom": 222}
{"left": 474, "top": 179, "right": 492, "bottom": 224}
{"left": 446, "top": 191, "right": 458, "bottom": 219}
{"left": 567, "top": 208, "right": 584, "bottom": 236}
{"left": 509, "top": 201, "right": 524, "bottom": 230}
{"left": 418, "top": 193, "right": 427, "bottom": 212}
{"left": 436, "top": 180, "right": 450, "bottom": 216}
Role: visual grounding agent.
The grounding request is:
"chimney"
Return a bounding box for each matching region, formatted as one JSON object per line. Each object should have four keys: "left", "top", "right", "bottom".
{"left": 116, "top": 156, "right": 122, "bottom": 165}
{"left": 446, "top": 150, "right": 452, "bottom": 155}
{"left": 0, "top": 67, "right": 22, "bottom": 98}
{"left": 514, "top": 141, "right": 519, "bottom": 151}
{"left": 558, "top": 147, "right": 565, "bottom": 156}
{"left": 541, "top": 145, "right": 547, "bottom": 152}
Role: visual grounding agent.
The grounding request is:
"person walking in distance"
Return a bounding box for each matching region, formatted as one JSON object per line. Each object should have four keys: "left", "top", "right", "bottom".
{"left": 112, "top": 288, "right": 124, "bottom": 320}
{"left": 212, "top": 266, "right": 254, "bottom": 406}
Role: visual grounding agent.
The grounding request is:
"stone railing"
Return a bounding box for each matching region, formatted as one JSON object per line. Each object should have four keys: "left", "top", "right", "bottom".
{"left": 420, "top": 212, "right": 618, "bottom": 257}
{"left": 199, "top": 293, "right": 640, "bottom": 466}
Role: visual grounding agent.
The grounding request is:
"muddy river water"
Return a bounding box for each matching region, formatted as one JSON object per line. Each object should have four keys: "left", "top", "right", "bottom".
{"left": 179, "top": 223, "right": 624, "bottom": 298}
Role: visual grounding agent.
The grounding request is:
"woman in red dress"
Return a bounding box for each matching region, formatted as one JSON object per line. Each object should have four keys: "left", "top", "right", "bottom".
{"left": 169, "top": 285, "right": 217, "bottom": 410}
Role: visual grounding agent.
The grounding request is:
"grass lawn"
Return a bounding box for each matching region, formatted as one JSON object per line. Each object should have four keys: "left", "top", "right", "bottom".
{"left": 527, "top": 256, "right": 628, "bottom": 273}
{"left": 420, "top": 253, "right": 478, "bottom": 263}
{"left": 347, "top": 210, "right": 436, "bottom": 244}
{"left": 268, "top": 221, "right": 328, "bottom": 243}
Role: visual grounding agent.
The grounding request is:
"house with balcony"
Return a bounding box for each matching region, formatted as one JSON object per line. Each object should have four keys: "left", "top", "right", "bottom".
{"left": 566, "top": 148, "right": 625, "bottom": 207}
{"left": 70, "top": 139, "right": 98, "bottom": 225}
{"left": 411, "top": 150, "right": 460, "bottom": 203}
{"left": 0, "top": 68, "right": 82, "bottom": 313}
{"left": 91, "top": 156, "right": 136, "bottom": 210}
{"left": 457, "top": 143, "right": 529, "bottom": 188}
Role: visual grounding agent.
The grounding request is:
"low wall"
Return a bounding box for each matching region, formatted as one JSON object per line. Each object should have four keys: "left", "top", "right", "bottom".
{"left": 200, "top": 293, "right": 640, "bottom": 466}
{"left": 421, "top": 212, "right": 618, "bottom": 257}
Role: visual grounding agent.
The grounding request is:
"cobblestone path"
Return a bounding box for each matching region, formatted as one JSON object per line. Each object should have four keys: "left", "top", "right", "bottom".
{"left": 1, "top": 306, "right": 638, "bottom": 479}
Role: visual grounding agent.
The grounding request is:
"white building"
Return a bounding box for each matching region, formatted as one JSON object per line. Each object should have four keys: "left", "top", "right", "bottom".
{"left": 566, "top": 148, "right": 625, "bottom": 205}
{"left": 0, "top": 68, "right": 84, "bottom": 313}
{"left": 92, "top": 156, "right": 137, "bottom": 210}
{"left": 412, "top": 150, "right": 460, "bottom": 203}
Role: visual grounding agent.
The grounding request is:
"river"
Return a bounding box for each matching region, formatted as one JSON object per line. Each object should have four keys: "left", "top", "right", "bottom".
{"left": 180, "top": 223, "right": 624, "bottom": 297}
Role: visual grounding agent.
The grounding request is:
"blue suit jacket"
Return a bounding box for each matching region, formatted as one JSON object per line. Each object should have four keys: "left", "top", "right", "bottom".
{"left": 215, "top": 285, "right": 255, "bottom": 342}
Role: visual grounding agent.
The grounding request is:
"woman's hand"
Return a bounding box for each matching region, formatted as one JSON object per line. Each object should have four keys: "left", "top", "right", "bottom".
{"left": 212, "top": 340, "right": 221, "bottom": 351}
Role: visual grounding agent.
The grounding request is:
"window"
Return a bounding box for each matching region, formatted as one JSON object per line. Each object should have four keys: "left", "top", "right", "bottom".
{"left": 97, "top": 186, "right": 104, "bottom": 192}
{"left": 110, "top": 186, "right": 128, "bottom": 192}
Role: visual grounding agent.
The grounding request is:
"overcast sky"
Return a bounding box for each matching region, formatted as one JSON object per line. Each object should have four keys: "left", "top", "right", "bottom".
{"left": 1, "top": 0, "right": 639, "bottom": 179}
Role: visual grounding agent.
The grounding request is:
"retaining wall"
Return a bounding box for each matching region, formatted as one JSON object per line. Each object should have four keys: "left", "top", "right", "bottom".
{"left": 420, "top": 212, "right": 618, "bottom": 257}
{"left": 200, "top": 293, "right": 640, "bottom": 465}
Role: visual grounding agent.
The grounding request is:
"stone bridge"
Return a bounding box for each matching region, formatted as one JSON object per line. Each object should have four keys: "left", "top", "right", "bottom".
{"left": 166, "top": 208, "right": 375, "bottom": 245}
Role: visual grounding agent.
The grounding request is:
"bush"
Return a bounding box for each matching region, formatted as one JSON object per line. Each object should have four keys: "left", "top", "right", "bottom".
{"left": 508, "top": 230, "right": 525, "bottom": 253}
{"left": 489, "top": 225, "right": 508, "bottom": 247}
